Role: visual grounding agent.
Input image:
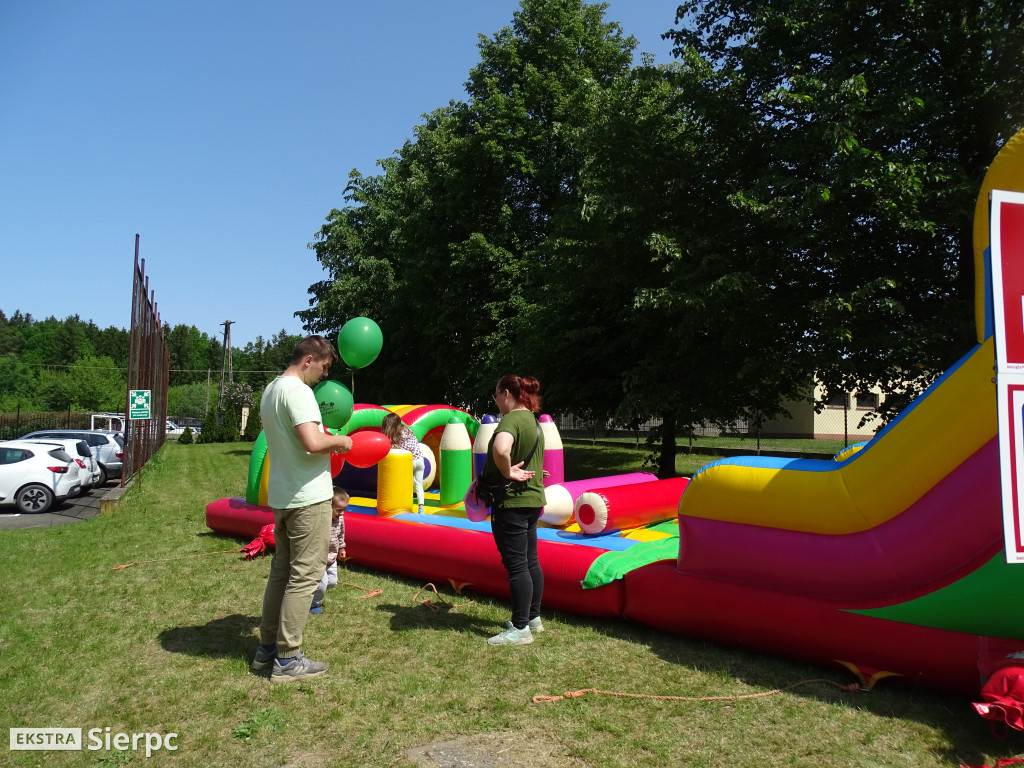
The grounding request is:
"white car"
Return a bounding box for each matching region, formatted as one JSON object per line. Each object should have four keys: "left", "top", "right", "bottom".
{"left": 0, "top": 440, "right": 82, "bottom": 513}
{"left": 20, "top": 438, "right": 101, "bottom": 491}
{"left": 20, "top": 430, "right": 123, "bottom": 485}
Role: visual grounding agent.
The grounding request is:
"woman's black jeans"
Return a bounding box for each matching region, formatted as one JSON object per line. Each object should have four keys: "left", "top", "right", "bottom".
{"left": 490, "top": 505, "right": 544, "bottom": 629}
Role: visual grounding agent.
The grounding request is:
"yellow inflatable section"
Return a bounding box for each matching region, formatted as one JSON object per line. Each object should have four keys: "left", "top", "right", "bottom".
{"left": 679, "top": 127, "right": 1024, "bottom": 534}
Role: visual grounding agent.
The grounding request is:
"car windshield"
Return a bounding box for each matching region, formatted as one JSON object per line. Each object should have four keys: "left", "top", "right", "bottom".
{"left": 113, "top": 434, "right": 124, "bottom": 447}
{"left": 47, "top": 448, "right": 73, "bottom": 463}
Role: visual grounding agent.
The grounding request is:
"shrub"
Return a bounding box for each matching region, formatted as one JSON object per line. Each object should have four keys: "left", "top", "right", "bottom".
{"left": 198, "top": 407, "right": 219, "bottom": 444}
{"left": 242, "top": 396, "right": 262, "bottom": 441}
{"left": 222, "top": 405, "right": 239, "bottom": 443}
{"left": 178, "top": 426, "right": 194, "bottom": 445}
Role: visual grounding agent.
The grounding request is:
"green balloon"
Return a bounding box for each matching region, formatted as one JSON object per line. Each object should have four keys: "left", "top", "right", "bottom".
{"left": 338, "top": 316, "right": 383, "bottom": 369}
{"left": 313, "top": 380, "right": 354, "bottom": 430}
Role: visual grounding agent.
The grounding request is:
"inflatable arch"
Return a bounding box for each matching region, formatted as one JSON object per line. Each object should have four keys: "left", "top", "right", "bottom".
{"left": 210, "top": 128, "right": 1024, "bottom": 710}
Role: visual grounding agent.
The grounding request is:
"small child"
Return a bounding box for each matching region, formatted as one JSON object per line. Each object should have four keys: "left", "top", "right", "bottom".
{"left": 381, "top": 412, "right": 425, "bottom": 514}
{"left": 310, "top": 487, "right": 348, "bottom": 614}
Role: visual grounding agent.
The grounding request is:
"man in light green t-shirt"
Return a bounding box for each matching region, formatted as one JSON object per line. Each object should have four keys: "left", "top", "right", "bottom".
{"left": 252, "top": 336, "right": 352, "bottom": 684}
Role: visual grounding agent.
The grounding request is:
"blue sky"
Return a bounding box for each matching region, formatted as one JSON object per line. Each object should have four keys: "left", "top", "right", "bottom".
{"left": 0, "top": 1, "right": 680, "bottom": 348}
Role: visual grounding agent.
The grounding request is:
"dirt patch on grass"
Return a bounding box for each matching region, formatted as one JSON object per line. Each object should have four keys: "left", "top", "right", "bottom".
{"left": 407, "top": 729, "right": 584, "bottom": 768}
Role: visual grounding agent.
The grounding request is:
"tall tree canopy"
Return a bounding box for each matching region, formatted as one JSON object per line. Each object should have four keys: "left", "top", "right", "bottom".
{"left": 302, "top": 0, "right": 636, "bottom": 408}
{"left": 667, "top": 0, "right": 1024, "bottom": 415}
{"left": 302, "top": 0, "right": 1023, "bottom": 471}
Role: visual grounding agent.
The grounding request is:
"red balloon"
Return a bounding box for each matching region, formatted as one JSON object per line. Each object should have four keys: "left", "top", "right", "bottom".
{"left": 324, "top": 425, "right": 348, "bottom": 476}
{"left": 330, "top": 453, "right": 345, "bottom": 477}
{"left": 346, "top": 431, "right": 391, "bottom": 468}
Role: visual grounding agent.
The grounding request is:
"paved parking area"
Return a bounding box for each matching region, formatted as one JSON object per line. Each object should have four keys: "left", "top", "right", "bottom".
{"left": 0, "top": 481, "right": 126, "bottom": 531}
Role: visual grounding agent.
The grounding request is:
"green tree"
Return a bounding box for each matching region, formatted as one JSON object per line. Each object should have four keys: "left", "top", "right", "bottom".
{"left": 167, "top": 382, "right": 212, "bottom": 421}
{"left": 221, "top": 403, "right": 239, "bottom": 443}
{"left": 0, "top": 354, "right": 40, "bottom": 411}
{"left": 19, "top": 316, "right": 61, "bottom": 367}
{"left": 91, "top": 325, "right": 130, "bottom": 368}
{"left": 55, "top": 316, "right": 95, "bottom": 365}
{"left": 166, "top": 323, "right": 218, "bottom": 386}
{"left": 37, "top": 356, "right": 125, "bottom": 411}
{"left": 198, "top": 403, "right": 220, "bottom": 444}
{"left": 303, "top": 0, "right": 636, "bottom": 406}
{"left": 0, "top": 311, "right": 21, "bottom": 357}
{"left": 666, "top": 0, "right": 1024, "bottom": 415}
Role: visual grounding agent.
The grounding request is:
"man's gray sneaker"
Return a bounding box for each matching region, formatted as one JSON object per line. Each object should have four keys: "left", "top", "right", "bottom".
{"left": 270, "top": 651, "right": 329, "bottom": 684}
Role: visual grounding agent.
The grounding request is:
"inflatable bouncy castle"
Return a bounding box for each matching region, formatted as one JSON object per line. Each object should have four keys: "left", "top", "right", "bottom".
{"left": 208, "top": 128, "right": 1024, "bottom": 717}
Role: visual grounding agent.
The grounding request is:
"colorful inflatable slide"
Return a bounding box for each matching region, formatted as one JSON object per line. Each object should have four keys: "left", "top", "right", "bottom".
{"left": 207, "top": 129, "right": 1024, "bottom": 711}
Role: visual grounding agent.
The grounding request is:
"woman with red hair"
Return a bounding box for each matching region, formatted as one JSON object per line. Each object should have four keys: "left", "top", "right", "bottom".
{"left": 480, "top": 374, "right": 546, "bottom": 645}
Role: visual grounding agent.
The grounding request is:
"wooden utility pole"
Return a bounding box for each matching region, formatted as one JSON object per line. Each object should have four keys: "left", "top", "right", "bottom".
{"left": 218, "top": 320, "right": 234, "bottom": 420}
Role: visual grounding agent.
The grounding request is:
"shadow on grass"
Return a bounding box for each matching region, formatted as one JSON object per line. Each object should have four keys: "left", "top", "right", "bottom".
{"left": 374, "top": 602, "right": 495, "bottom": 638}
{"left": 158, "top": 613, "right": 260, "bottom": 660}
{"left": 582, "top": 615, "right": 1024, "bottom": 766}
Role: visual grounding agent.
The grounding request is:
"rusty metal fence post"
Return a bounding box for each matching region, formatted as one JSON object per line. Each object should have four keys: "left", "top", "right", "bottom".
{"left": 122, "top": 235, "right": 169, "bottom": 486}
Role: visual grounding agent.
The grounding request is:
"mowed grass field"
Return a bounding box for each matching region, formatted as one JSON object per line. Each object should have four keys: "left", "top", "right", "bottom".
{"left": 1, "top": 442, "right": 1021, "bottom": 767}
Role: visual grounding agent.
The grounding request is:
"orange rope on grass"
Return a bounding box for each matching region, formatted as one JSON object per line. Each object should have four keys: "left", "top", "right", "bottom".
{"left": 413, "top": 582, "right": 476, "bottom": 612}
{"left": 112, "top": 549, "right": 239, "bottom": 570}
{"left": 341, "top": 581, "right": 383, "bottom": 599}
{"left": 532, "top": 679, "right": 860, "bottom": 705}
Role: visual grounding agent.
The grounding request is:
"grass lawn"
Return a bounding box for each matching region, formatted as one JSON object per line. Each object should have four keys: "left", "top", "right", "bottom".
{"left": 2, "top": 442, "right": 1021, "bottom": 767}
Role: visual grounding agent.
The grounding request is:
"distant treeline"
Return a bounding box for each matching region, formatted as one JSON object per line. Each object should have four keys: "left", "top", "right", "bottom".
{"left": 0, "top": 309, "right": 308, "bottom": 413}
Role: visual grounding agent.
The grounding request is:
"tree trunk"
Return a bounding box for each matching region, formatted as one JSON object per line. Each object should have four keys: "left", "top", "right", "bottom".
{"left": 658, "top": 411, "right": 677, "bottom": 479}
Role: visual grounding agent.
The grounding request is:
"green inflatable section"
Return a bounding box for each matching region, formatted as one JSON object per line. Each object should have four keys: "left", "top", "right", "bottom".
{"left": 342, "top": 406, "right": 389, "bottom": 434}
{"left": 582, "top": 524, "right": 681, "bottom": 590}
{"left": 398, "top": 406, "right": 479, "bottom": 441}
{"left": 849, "top": 554, "right": 1024, "bottom": 640}
{"left": 245, "top": 431, "right": 268, "bottom": 505}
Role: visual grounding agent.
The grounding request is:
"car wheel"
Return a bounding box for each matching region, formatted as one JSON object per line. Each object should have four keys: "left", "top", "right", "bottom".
{"left": 97, "top": 465, "right": 108, "bottom": 485}
{"left": 16, "top": 484, "right": 54, "bottom": 514}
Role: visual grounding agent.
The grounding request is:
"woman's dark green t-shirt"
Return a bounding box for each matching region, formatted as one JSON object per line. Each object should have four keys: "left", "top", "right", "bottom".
{"left": 481, "top": 409, "right": 545, "bottom": 508}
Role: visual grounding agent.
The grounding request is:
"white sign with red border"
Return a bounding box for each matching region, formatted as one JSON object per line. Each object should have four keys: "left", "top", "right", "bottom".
{"left": 991, "top": 189, "right": 1024, "bottom": 563}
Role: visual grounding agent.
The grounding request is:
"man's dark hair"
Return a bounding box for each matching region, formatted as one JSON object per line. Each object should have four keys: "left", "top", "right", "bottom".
{"left": 290, "top": 335, "right": 338, "bottom": 365}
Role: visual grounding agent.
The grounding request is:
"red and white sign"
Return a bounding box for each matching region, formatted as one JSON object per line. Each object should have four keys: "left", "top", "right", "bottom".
{"left": 991, "top": 190, "right": 1024, "bottom": 562}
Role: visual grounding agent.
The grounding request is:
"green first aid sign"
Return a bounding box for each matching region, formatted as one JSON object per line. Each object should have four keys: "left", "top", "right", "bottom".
{"left": 129, "top": 390, "right": 151, "bottom": 420}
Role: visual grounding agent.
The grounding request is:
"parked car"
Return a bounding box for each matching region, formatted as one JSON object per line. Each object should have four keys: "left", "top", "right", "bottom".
{"left": 0, "top": 440, "right": 82, "bottom": 513}
{"left": 19, "top": 438, "right": 100, "bottom": 491}
{"left": 20, "top": 430, "right": 124, "bottom": 485}
{"left": 90, "top": 413, "right": 126, "bottom": 432}
{"left": 168, "top": 419, "right": 201, "bottom": 434}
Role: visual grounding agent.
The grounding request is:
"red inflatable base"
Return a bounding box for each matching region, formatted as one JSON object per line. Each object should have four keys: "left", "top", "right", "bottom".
{"left": 205, "top": 497, "right": 623, "bottom": 618}
{"left": 623, "top": 560, "right": 997, "bottom": 695}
